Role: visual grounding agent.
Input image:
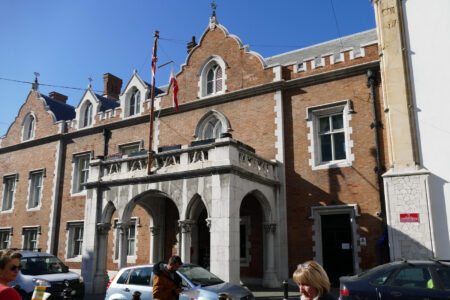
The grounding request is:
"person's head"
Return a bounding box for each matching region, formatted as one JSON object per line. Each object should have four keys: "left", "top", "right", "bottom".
{"left": 167, "top": 255, "right": 182, "bottom": 272}
{"left": 293, "top": 261, "right": 330, "bottom": 299}
{"left": 0, "top": 249, "right": 22, "bottom": 285}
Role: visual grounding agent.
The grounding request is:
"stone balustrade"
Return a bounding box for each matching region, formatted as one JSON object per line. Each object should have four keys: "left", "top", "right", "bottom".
{"left": 87, "top": 137, "right": 278, "bottom": 185}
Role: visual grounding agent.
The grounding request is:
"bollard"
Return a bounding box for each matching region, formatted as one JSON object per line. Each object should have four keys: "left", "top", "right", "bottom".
{"left": 218, "top": 292, "right": 228, "bottom": 299}
{"left": 132, "top": 291, "right": 142, "bottom": 300}
{"left": 283, "top": 280, "right": 289, "bottom": 300}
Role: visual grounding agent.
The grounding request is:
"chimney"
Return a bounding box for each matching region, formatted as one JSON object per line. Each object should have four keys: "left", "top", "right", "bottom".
{"left": 187, "top": 36, "right": 197, "bottom": 54}
{"left": 49, "top": 91, "right": 68, "bottom": 104}
{"left": 103, "top": 73, "right": 123, "bottom": 99}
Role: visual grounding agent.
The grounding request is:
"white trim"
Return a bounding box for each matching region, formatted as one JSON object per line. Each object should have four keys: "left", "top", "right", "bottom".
{"left": 1, "top": 174, "right": 17, "bottom": 213}
{"left": 26, "top": 170, "right": 44, "bottom": 211}
{"left": 65, "top": 221, "right": 84, "bottom": 261}
{"left": 198, "top": 56, "right": 228, "bottom": 99}
{"left": 70, "top": 152, "right": 92, "bottom": 196}
{"left": 21, "top": 112, "right": 36, "bottom": 142}
{"left": 306, "top": 100, "right": 354, "bottom": 170}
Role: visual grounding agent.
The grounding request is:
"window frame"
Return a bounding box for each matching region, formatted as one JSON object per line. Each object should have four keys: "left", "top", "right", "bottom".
{"left": 113, "top": 218, "right": 139, "bottom": 262}
{"left": 81, "top": 101, "right": 93, "bottom": 128}
{"left": 118, "top": 141, "right": 143, "bottom": 156}
{"left": 22, "top": 113, "right": 36, "bottom": 141}
{"left": 72, "top": 152, "right": 92, "bottom": 194}
{"left": 22, "top": 226, "right": 40, "bottom": 251}
{"left": 128, "top": 89, "right": 141, "bottom": 117}
{"left": 2, "top": 174, "right": 17, "bottom": 212}
{"left": 0, "top": 228, "right": 12, "bottom": 249}
{"left": 28, "top": 170, "right": 45, "bottom": 210}
{"left": 198, "top": 56, "right": 227, "bottom": 98}
{"left": 306, "top": 100, "right": 354, "bottom": 170}
{"left": 66, "top": 221, "right": 84, "bottom": 259}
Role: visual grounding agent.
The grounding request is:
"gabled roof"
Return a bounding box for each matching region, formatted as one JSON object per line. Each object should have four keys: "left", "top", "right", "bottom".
{"left": 95, "top": 94, "right": 120, "bottom": 111}
{"left": 41, "top": 94, "right": 76, "bottom": 121}
{"left": 265, "top": 29, "right": 377, "bottom": 66}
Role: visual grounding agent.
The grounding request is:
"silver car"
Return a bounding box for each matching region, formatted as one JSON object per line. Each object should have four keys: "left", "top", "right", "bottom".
{"left": 105, "top": 264, "right": 254, "bottom": 300}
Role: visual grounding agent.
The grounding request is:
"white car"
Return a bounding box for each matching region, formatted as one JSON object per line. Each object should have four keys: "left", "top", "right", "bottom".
{"left": 9, "top": 250, "right": 84, "bottom": 300}
{"left": 105, "top": 263, "right": 254, "bottom": 300}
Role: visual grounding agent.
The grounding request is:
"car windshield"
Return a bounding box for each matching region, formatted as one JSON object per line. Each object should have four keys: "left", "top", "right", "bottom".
{"left": 178, "top": 266, "right": 224, "bottom": 287}
{"left": 357, "top": 263, "right": 391, "bottom": 278}
{"left": 20, "top": 256, "right": 68, "bottom": 275}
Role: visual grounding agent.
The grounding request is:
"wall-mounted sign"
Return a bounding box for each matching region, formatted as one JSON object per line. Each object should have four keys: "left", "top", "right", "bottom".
{"left": 400, "top": 213, "right": 419, "bottom": 223}
{"left": 360, "top": 237, "right": 367, "bottom": 246}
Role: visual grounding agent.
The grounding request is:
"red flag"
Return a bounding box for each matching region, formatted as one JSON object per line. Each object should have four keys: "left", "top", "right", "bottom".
{"left": 170, "top": 67, "right": 179, "bottom": 111}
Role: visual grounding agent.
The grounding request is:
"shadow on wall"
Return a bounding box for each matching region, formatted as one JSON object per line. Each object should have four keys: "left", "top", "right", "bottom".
{"left": 427, "top": 173, "right": 450, "bottom": 259}
{"left": 388, "top": 224, "right": 436, "bottom": 261}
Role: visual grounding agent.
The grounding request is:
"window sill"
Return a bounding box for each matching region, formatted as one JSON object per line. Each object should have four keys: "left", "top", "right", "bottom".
{"left": 26, "top": 206, "right": 41, "bottom": 212}
{"left": 71, "top": 190, "right": 87, "bottom": 197}
{"left": 66, "top": 256, "right": 82, "bottom": 262}
{"left": 311, "top": 160, "right": 352, "bottom": 170}
{"left": 0, "top": 209, "right": 13, "bottom": 214}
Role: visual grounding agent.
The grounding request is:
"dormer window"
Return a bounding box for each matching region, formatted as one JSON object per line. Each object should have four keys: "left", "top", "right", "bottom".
{"left": 195, "top": 110, "right": 231, "bottom": 140}
{"left": 207, "top": 65, "right": 223, "bottom": 95}
{"left": 128, "top": 90, "right": 141, "bottom": 116}
{"left": 22, "top": 113, "right": 36, "bottom": 141}
{"left": 80, "top": 101, "right": 93, "bottom": 128}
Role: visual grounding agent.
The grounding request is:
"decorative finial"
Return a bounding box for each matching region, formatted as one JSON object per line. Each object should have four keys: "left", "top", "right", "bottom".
{"left": 32, "top": 72, "right": 40, "bottom": 90}
{"left": 211, "top": 0, "right": 217, "bottom": 17}
{"left": 209, "top": 0, "right": 218, "bottom": 30}
{"left": 88, "top": 76, "right": 93, "bottom": 88}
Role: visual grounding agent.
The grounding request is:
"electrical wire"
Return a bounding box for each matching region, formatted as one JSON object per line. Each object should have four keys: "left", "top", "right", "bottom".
{"left": 0, "top": 76, "right": 103, "bottom": 93}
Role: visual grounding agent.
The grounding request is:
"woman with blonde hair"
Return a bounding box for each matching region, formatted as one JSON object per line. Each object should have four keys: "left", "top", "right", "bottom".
{"left": 0, "top": 249, "right": 23, "bottom": 300}
{"left": 293, "top": 260, "right": 336, "bottom": 300}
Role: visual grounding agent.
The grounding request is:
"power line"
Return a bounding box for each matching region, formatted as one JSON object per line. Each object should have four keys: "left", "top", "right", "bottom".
{"left": 0, "top": 76, "right": 103, "bottom": 93}
{"left": 329, "top": 0, "right": 345, "bottom": 50}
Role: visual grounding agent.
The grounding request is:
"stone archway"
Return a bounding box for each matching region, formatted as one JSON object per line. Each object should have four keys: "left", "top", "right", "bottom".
{"left": 185, "top": 194, "right": 210, "bottom": 267}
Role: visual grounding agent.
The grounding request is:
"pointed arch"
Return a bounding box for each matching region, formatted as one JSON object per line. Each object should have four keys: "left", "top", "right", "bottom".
{"left": 198, "top": 55, "right": 228, "bottom": 98}
{"left": 194, "top": 110, "right": 232, "bottom": 139}
{"left": 79, "top": 101, "right": 93, "bottom": 128}
{"left": 21, "top": 111, "right": 37, "bottom": 141}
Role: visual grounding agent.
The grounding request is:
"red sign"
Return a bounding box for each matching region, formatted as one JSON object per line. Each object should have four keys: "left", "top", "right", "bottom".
{"left": 400, "top": 213, "right": 419, "bottom": 223}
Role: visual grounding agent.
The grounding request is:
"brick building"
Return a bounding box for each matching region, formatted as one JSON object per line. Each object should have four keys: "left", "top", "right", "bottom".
{"left": 0, "top": 14, "right": 387, "bottom": 294}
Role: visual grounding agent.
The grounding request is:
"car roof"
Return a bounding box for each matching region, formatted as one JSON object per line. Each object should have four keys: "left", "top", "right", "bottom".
{"left": 118, "top": 263, "right": 199, "bottom": 272}
{"left": 19, "top": 251, "right": 55, "bottom": 258}
{"left": 389, "top": 259, "right": 450, "bottom": 266}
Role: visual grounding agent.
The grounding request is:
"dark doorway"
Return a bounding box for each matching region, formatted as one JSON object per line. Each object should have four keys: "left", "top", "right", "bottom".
{"left": 197, "top": 208, "right": 210, "bottom": 269}
{"left": 321, "top": 214, "right": 354, "bottom": 285}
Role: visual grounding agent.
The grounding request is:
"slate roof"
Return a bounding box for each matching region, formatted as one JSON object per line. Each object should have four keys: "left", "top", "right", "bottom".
{"left": 95, "top": 94, "right": 120, "bottom": 111}
{"left": 41, "top": 94, "right": 76, "bottom": 121}
{"left": 265, "top": 29, "right": 377, "bottom": 67}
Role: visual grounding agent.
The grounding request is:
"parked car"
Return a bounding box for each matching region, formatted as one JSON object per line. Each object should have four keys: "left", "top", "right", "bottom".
{"left": 105, "top": 263, "right": 254, "bottom": 300}
{"left": 339, "top": 259, "right": 450, "bottom": 299}
{"left": 9, "top": 250, "right": 85, "bottom": 300}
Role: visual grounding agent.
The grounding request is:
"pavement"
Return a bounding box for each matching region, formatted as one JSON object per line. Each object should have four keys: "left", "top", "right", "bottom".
{"left": 84, "top": 285, "right": 339, "bottom": 299}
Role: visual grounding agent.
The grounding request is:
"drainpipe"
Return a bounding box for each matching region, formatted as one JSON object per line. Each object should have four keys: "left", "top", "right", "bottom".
{"left": 103, "top": 129, "right": 111, "bottom": 157}
{"left": 367, "top": 69, "right": 390, "bottom": 263}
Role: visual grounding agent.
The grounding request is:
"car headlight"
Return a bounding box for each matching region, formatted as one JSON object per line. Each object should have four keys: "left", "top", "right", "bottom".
{"left": 32, "top": 278, "right": 51, "bottom": 287}
{"left": 78, "top": 275, "right": 84, "bottom": 284}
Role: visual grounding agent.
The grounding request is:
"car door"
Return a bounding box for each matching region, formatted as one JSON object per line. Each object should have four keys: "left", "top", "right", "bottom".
{"left": 384, "top": 266, "right": 446, "bottom": 300}
{"left": 432, "top": 265, "right": 450, "bottom": 299}
{"left": 125, "top": 267, "right": 153, "bottom": 299}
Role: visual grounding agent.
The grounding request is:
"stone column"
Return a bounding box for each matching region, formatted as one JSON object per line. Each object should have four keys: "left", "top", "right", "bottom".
{"left": 179, "top": 220, "right": 195, "bottom": 263}
{"left": 93, "top": 223, "right": 111, "bottom": 293}
{"left": 150, "top": 226, "right": 160, "bottom": 263}
{"left": 262, "top": 223, "right": 279, "bottom": 288}
{"left": 116, "top": 222, "right": 129, "bottom": 269}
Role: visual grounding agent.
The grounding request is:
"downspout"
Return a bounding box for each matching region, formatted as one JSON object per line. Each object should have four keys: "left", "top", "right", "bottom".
{"left": 103, "top": 128, "right": 111, "bottom": 157}
{"left": 367, "top": 69, "right": 390, "bottom": 263}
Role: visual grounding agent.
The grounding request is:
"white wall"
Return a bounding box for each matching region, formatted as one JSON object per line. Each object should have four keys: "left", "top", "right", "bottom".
{"left": 404, "top": 0, "right": 450, "bottom": 259}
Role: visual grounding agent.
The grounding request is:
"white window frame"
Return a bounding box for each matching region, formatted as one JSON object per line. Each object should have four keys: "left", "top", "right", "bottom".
{"left": 127, "top": 89, "right": 141, "bottom": 117}
{"left": 118, "top": 141, "right": 143, "bottom": 156}
{"left": 113, "top": 218, "right": 139, "bottom": 263}
{"left": 2, "top": 174, "right": 17, "bottom": 212}
{"left": 71, "top": 152, "right": 92, "bottom": 195}
{"left": 66, "top": 221, "right": 84, "bottom": 260}
{"left": 28, "top": 170, "right": 45, "bottom": 210}
{"left": 22, "top": 112, "right": 36, "bottom": 142}
{"left": 306, "top": 100, "right": 354, "bottom": 170}
{"left": 22, "top": 226, "right": 40, "bottom": 251}
{"left": 81, "top": 101, "right": 93, "bottom": 128}
{"left": 0, "top": 228, "right": 12, "bottom": 249}
{"left": 194, "top": 110, "right": 231, "bottom": 140}
{"left": 198, "top": 56, "right": 227, "bottom": 98}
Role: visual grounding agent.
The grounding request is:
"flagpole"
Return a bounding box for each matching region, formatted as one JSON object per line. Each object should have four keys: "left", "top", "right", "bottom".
{"left": 148, "top": 30, "right": 159, "bottom": 175}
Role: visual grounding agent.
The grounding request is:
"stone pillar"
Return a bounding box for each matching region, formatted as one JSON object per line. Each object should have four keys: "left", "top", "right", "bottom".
{"left": 116, "top": 222, "right": 129, "bottom": 269}
{"left": 179, "top": 220, "right": 195, "bottom": 263}
{"left": 150, "top": 226, "right": 160, "bottom": 263}
{"left": 262, "top": 223, "right": 278, "bottom": 287}
{"left": 93, "top": 223, "right": 111, "bottom": 293}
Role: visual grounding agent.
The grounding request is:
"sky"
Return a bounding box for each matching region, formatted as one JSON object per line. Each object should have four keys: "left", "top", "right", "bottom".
{"left": 0, "top": 0, "right": 376, "bottom": 137}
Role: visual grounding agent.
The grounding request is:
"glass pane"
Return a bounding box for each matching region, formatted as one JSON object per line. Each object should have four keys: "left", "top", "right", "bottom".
{"left": 130, "top": 94, "right": 135, "bottom": 115}
{"left": 204, "top": 123, "right": 214, "bottom": 139}
{"left": 319, "top": 117, "right": 330, "bottom": 133}
{"left": 334, "top": 132, "right": 346, "bottom": 160}
{"left": 216, "top": 66, "right": 222, "bottom": 92}
{"left": 320, "top": 135, "right": 332, "bottom": 162}
{"left": 207, "top": 81, "right": 213, "bottom": 95}
{"left": 436, "top": 267, "right": 450, "bottom": 289}
{"left": 392, "top": 267, "right": 432, "bottom": 288}
{"left": 332, "top": 114, "right": 343, "bottom": 130}
{"left": 117, "top": 269, "right": 131, "bottom": 284}
{"left": 135, "top": 91, "right": 141, "bottom": 113}
{"left": 214, "top": 122, "right": 222, "bottom": 139}
{"left": 128, "top": 268, "right": 151, "bottom": 286}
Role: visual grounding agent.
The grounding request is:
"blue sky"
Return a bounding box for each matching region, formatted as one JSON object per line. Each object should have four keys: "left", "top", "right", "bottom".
{"left": 0, "top": 0, "right": 375, "bottom": 137}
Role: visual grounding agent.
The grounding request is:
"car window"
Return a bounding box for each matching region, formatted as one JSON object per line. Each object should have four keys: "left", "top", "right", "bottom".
{"left": 20, "top": 256, "right": 68, "bottom": 275}
{"left": 117, "top": 269, "right": 131, "bottom": 284}
{"left": 178, "top": 266, "right": 224, "bottom": 287}
{"left": 370, "top": 269, "right": 395, "bottom": 285}
{"left": 357, "top": 263, "right": 391, "bottom": 278}
{"left": 391, "top": 267, "right": 433, "bottom": 289}
{"left": 435, "top": 267, "right": 450, "bottom": 290}
{"left": 128, "top": 267, "right": 152, "bottom": 286}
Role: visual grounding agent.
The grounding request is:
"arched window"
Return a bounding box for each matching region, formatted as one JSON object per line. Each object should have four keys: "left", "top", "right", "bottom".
{"left": 195, "top": 110, "right": 231, "bottom": 140}
{"left": 206, "top": 65, "right": 223, "bottom": 95}
{"left": 81, "top": 102, "right": 93, "bottom": 128}
{"left": 23, "top": 114, "right": 36, "bottom": 141}
{"left": 128, "top": 90, "right": 141, "bottom": 116}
